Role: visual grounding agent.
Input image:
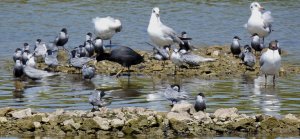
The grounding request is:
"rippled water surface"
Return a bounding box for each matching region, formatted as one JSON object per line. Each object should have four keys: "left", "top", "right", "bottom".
{"left": 0, "top": 0, "right": 299, "bottom": 118}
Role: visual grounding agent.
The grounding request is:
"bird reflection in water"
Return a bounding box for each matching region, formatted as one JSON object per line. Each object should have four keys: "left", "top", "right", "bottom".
{"left": 13, "top": 80, "right": 25, "bottom": 102}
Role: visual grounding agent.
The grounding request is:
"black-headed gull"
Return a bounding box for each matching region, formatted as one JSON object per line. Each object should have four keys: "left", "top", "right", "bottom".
{"left": 245, "top": 2, "right": 273, "bottom": 44}
{"left": 194, "top": 93, "right": 206, "bottom": 112}
{"left": 230, "top": 36, "right": 242, "bottom": 57}
{"left": 54, "top": 28, "right": 69, "bottom": 47}
{"left": 147, "top": 7, "right": 183, "bottom": 48}
{"left": 260, "top": 40, "right": 281, "bottom": 86}
{"left": 92, "top": 16, "right": 122, "bottom": 44}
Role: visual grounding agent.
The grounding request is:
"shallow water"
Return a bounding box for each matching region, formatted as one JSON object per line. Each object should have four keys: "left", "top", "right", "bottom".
{"left": 0, "top": 0, "right": 299, "bottom": 121}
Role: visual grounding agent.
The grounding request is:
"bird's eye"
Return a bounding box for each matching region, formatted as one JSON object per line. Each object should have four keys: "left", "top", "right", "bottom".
{"left": 250, "top": 6, "right": 253, "bottom": 9}
{"left": 254, "top": 4, "right": 257, "bottom": 7}
{"left": 152, "top": 10, "right": 155, "bottom": 13}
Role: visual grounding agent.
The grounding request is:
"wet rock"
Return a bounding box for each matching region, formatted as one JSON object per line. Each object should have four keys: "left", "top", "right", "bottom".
{"left": 213, "top": 108, "right": 238, "bottom": 121}
{"left": 212, "top": 50, "right": 220, "bottom": 56}
{"left": 81, "top": 118, "right": 99, "bottom": 131}
{"left": 54, "top": 109, "right": 64, "bottom": 116}
{"left": 171, "top": 103, "right": 196, "bottom": 114}
{"left": 42, "top": 117, "right": 50, "bottom": 123}
{"left": 11, "top": 108, "right": 32, "bottom": 119}
{"left": 0, "top": 107, "right": 16, "bottom": 117}
{"left": 93, "top": 116, "right": 111, "bottom": 130}
{"left": 193, "top": 111, "right": 212, "bottom": 123}
{"left": 16, "top": 119, "right": 35, "bottom": 131}
{"left": 33, "top": 122, "right": 41, "bottom": 129}
{"left": 0, "top": 117, "right": 8, "bottom": 123}
{"left": 63, "top": 119, "right": 75, "bottom": 126}
{"left": 167, "top": 112, "right": 192, "bottom": 121}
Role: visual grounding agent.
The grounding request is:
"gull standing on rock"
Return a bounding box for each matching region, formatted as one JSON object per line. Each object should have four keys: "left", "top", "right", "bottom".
{"left": 13, "top": 60, "right": 24, "bottom": 78}
{"left": 251, "top": 33, "right": 264, "bottom": 55}
{"left": 23, "top": 65, "right": 56, "bottom": 80}
{"left": 178, "top": 31, "right": 195, "bottom": 52}
{"left": 21, "top": 50, "right": 30, "bottom": 65}
{"left": 84, "top": 40, "right": 95, "bottom": 57}
{"left": 230, "top": 36, "right": 242, "bottom": 57}
{"left": 89, "top": 90, "right": 111, "bottom": 110}
{"left": 245, "top": 2, "right": 273, "bottom": 44}
{"left": 243, "top": 46, "right": 256, "bottom": 70}
{"left": 164, "top": 84, "right": 188, "bottom": 106}
{"left": 92, "top": 16, "right": 122, "bottom": 44}
{"left": 86, "top": 32, "right": 93, "bottom": 42}
{"left": 194, "top": 93, "right": 206, "bottom": 112}
{"left": 34, "top": 39, "right": 47, "bottom": 57}
{"left": 93, "top": 37, "right": 103, "bottom": 54}
{"left": 260, "top": 40, "right": 281, "bottom": 86}
{"left": 147, "top": 7, "right": 183, "bottom": 48}
{"left": 45, "top": 50, "right": 59, "bottom": 67}
{"left": 22, "top": 43, "right": 30, "bottom": 52}
{"left": 54, "top": 28, "right": 69, "bottom": 48}
{"left": 13, "top": 48, "right": 23, "bottom": 62}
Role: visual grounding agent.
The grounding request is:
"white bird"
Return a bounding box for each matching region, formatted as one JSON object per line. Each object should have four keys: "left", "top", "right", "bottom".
{"left": 147, "top": 7, "right": 183, "bottom": 48}
{"left": 89, "top": 90, "right": 111, "bottom": 110}
{"left": 34, "top": 39, "right": 47, "bottom": 57}
{"left": 26, "top": 53, "right": 36, "bottom": 68}
{"left": 164, "top": 84, "right": 188, "bottom": 105}
{"left": 245, "top": 2, "right": 273, "bottom": 44}
{"left": 260, "top": 40, "right": 281, "bottom": 86}
{"left": 92, "top": 16, "right": 122, "bottom": 44}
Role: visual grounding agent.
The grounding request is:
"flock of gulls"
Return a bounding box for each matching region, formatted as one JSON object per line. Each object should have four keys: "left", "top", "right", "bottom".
{"left": 12, "top": 2, "right": 281, "bottom": 111}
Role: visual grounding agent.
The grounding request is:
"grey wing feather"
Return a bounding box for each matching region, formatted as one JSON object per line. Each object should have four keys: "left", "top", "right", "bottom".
{"left": 160, "top": 24, "right": 183, "bottom": 44}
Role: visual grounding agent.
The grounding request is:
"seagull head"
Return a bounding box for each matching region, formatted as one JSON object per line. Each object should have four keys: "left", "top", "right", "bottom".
{"left": 61, "top": 28, "right": 67, "bottom": 34}
{"left": 197, "top": 92, "right": 205, "bottom": 98}
{"left": 171, "top": 84, "right": 180, "bottom": 92}
{"left": 36, "top": 39, "right": 41, "bottom": 44}
{"left": 152, "top": 7, "right": 160, "bottom": 17}
{"left": 15, "top": 48, "right": 22, "bottom": 53}
{"left": 269, "top": 40, "right": 279, "bottom": 51}
{"left": 250, "top": 2, "right": 264, "bottom": 12}
{"left": 233, "top": 36, "right": 241, "bottom": 41}
{"left": 114, "top": 19, "right": 122, "bottom": 32}
{"left": 244, "top": 45, "right": 252, "bottom": 52}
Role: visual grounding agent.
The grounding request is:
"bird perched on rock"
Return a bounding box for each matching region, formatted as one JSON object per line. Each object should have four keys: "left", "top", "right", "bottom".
{"left": 82, "top": 64, "right": 96, "bottom": 80}
{"left": 251, "top": 33, "right": 264, "bottom": 55}
{"left": 239, "top": 45, "right": 251, "bottom": 61}
{"left": 152, "top": 45, "right": 170, "bottom": 61}
{"left": 164, "top": 84, "right": 188, "bottom": 106}
{"left": 86, "top": 32, "right": 93, "bottom": 42}
{"left": 147, "top": 7, "right": 183, "bottom": 48}
{"left": 34, "top": 39, "right": 47, "bottom": 57}
{"left": 70, "top": 57, "right": 94, "bottom": 68}
{"left": 93, "top": 37, "right": 104, "bottom": 54}
{"left": 26, "top": 54, "right": 36, "bottom": 67}
{"left": 96, "top": 45, "right": 144, "bottom": 77}
{"left": 76, "top": 45, "right": 88, "bottom": 58}
{"left": 243, "top": 46, "right": 256, "bottom": 70}
{"left": 23, "top": 65, "right": 56, "bottom": 80}
{"left": 194, "top": 93, "right": 206, "bottom": 112}
{"left": 13, "top": 48, "right": 23, "bottom": 62}
{"left": 45, "top": 50, "right": 59, "bottom": 67}
{"left": 230, "top": 36, "right": 242, "bottom": 57}
{"left": 21, "top": 50, "right": 30, "bottom": 65}
{"left": 13, "top": 60, "right": 24, "bottom": 78}
{"left": 178, "top": 31, "right": 194, "bottom": 52}
{"left": 260, "top": 40, "right": 281, "bottom": 86}
{"left": 22, "top": 43, "right": 30, "bottom": 52}
{"left": 92, "top": 16, "right": 122, "bottom": 44}
{"left": 245, "top": 2, "right": 273, "bottom": 44}
{"left": 89, "top": 90, "right": 111, "bottom": 110}
{"left": 54, "top": 28, "right": 69, "bottom": 48}
{"left": 84, "top": 40, "right": 95, "bottom": 57}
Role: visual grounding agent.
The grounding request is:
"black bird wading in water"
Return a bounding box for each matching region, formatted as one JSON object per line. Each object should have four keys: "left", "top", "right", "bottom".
{"left": 96, "top": 44, "right": 144, "bottom": 77}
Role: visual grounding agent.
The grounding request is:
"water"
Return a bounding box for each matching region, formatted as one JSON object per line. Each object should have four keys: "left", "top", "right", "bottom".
{"left": 0, "top": 0, "right": 299, "bottom": 125}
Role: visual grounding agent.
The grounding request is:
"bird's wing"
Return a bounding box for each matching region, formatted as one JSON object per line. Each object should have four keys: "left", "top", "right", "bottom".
{"left": 259, "top": 52, "right": 266, "bottom": 67}
{"left": 160, "top": 24, "right": 183, "bottom": 44}
{"left": 262, "top": 11, "right": 273, "bottom": 27}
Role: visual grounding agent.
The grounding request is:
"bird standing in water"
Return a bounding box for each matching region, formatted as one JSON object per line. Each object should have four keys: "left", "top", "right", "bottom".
{"left": 194, "top": 93, "right": 206, "bottom": 112}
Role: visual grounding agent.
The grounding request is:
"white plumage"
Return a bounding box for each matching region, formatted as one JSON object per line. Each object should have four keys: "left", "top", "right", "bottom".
{"left": 147, "top": 7, "right": 182, "bottom": 48}
{"left": 92, "top": 16, "right": 122, "bottom": 41}
{"left": 245, "top": 2, "right": 273, "bottom": 38}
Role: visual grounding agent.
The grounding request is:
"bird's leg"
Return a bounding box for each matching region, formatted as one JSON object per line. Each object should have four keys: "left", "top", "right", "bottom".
{"left": 273, "top": 75, "right": 276, "bottom": 86}
{"left": 115, "top": 68, "right": 123, "bottom": 78}
{"left": 174, "top": 65, "right": 177, "bottom": 75}
{"left": 127, "top": 67, "right": 131, "bottom": 77}
{"left": 265, "top": 74, "right": 267, "bottom": 87}
{"left": 110, "top": 40, "right": 112, "bottom": 45}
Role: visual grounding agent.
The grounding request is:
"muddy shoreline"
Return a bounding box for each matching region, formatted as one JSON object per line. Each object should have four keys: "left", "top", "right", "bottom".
{"left": 0, "top": 105, "right": 299, "bottom": 138}
{"left": 31, "top": 45, "right": 300, "bottom": 79}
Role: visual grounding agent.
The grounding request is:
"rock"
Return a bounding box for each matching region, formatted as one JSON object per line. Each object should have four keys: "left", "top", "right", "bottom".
{"left": 213, "top": 108, "right": 238, "bottom": 121}
{"left": 171, "top": 103, "right": 196, "bottom": 114}
{"left": 193, "top": 111, "right": 212, "bottom": 123}
{"left": 16, "top": 119, "right": 35, "bottom": 131}
{"left": 11, "top": 108, "right": 32, "bottom": 119}
{"left": 212, "top": 50, "right": 220, "bottom": 56}
{"left": 167, "top": 112, "right": 192, "bottom": 121}
{"left": 33, "top": 122, "right": 41, "bottom": 128}
{"left": 0, "top": 117, "right": 8, "bottom": 123}
{"left": 111, "top": 119, "right": 125, "bottom": 128}
{"left": 63, "top": 119, "right": 75, "bottom": 126}
{"left": 0, "top": 107, "right": 16, "bottom": 117}
{"left": 284, "top": 114, "right": 300, "bottom": 122}
{"left": 42, "top": 117, "right": 50, "bottom": 123}
{"left": 54, "top": 109, "right": 64, "bottom": 115}
{"left": 93, "top": 117, "right": 111, "bottom": 130}
{"left": 81, "top": 118, "right": 99, "bottom": 131}
{"left": 71, "top": 123, "right": 81, "bottom": 130}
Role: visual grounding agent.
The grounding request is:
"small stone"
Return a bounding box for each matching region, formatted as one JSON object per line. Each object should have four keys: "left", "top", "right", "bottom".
{"left": 93, "top": 116, "right": 111, "bottom": 130}
{"left": 42, "top": 117, "right": 50, "bottom": 123}
{"left": 111, "top": 119, "right": 125, "bottom": 128}
{"left": 71, "top": 123, "right": 81, "bottom": 130}
{"left": 63, "top": 119, "right": 75, "bottom": 126}
{"left": 33, "top": 122, "right": 41, "bottom": 128}
{"left": 284, "top": 114, "right": 299, "bottom": 121}
{"left": 171, "top": 103, "right": 196, "bottom": 114}
{"left": 54, "top": 109, "right": 64, "bottom": 115}
{"left": 213, "top": 108, "right": 238, "bottom": 121}
{"left": 117, "top": 131, "right": 124, "bottom": 137}
{"left": 11, "top": 108, "right": 32, "bottom": 119}
{"left": 167, "top": 112, "right": 192, "bottom": 121}
{"left": 0, "top": 117, "right": 8, "bottom": 123}
{"left": 212, "top": 50, "right": 220, "bottom": 56}
{"left": 0, "top": 107, "right": 15, "bottom": 117}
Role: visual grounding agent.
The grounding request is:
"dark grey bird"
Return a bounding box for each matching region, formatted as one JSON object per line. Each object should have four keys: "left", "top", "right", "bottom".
{"left": 82, "top": 65, "right": 96, "bottom": 80}
{"left": 84, "top": 40, "right": 95, "bottom": 57}
{"left": 13, "top": 60, "right": 24, "bottom": 78}
{"left": 230, "top": 36, "right": 242, "bottom": 57}
{"left": 76, "top": 45, "right": 88, "bottom": 57}
{"left": 22, "top": 43, "right": 30, "bottom": 52}
{"left": 13, "top": 48, "right": 23, "bottom": 62}
{"left": 34, "top": 39, "right": 47, "bottom": 57}
{"left": 251, "top": 33, "right": 264, "bottom": 55}
{"left": 70, "top": 47, "right": 78, "bottom": 58}
{"left": 45, "top": 50, "right": 59, "bottom": 67}
{"left": 96, "top": 45, "right": 144, "bottom": 77}
{"left": 194, "top": 93, "right": 206, "bottom": 112}
{"left": 21, "top": 50, "right": 30, "bottom": 65}
{"left": 54, "top": 28, "right": 69, "bottom": 48}
{"left": 23, "top": 65, "right": 56, "bottom": 80}
{"left": 89, "top": 90, "right": 111, "bottom": 110}
{"left": 243, "top": 46, "right": 256, "bottom": 70}
{"left": 163, "top": 84, "right": 188, "bottom": 105}
{"left": 178, "top": 31, "right": 195, "bottom": 52}
{"left": 93, "top": 37, "right": 104, "bottom": 54}
{"left": 70, "top": 57, "right": 94, "bottom": 68}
